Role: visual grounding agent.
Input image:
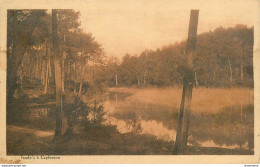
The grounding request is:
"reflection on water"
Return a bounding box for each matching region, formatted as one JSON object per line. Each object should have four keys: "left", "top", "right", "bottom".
{"left": 103, "top": 91, "right": 254, "bottom": 151}
{"left": 7, "top": 102, "right": 56, "bottom": 131}
{"left": 8, "top": 89, "right": 253, "bottom": 152}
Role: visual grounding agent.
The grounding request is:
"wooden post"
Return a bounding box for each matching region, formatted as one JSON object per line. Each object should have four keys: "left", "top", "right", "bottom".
{"left": 174, "top": 9, "right": 199, "bottom": 154}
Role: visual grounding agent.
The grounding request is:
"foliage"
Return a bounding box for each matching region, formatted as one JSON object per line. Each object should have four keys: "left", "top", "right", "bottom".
{"left": 8, "top": 9, "right": 104, "bottom": 99}
{"left": 64, "top": 96, "right": 106, "bottom": 136}
{"left": 99, "top": 25, "right": 254, "bottom": 88}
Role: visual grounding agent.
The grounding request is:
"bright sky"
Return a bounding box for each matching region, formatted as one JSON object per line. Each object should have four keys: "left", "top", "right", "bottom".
{"left": 76, "top": 0, "right": 258, "bottom": 58}
{"left": 10, "top": 0, "right": 258, "bottom": 58}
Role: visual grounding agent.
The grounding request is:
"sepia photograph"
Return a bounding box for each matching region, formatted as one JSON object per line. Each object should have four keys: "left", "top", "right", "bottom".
{"left": 0, "top": 0, "right": 260, "bottom": 164}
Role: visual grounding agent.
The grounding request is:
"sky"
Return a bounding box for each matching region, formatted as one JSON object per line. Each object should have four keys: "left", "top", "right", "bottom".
{"left": 75, "top": 0, "right": 259, "bottom": 58}
{"left": 4, "top": 0, "right": 258, "bottom": 58}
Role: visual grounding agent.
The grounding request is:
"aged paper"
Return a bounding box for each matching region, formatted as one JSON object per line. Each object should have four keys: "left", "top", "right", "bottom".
{"left": 0, "top": 0, "right": 259, "bottom": 164}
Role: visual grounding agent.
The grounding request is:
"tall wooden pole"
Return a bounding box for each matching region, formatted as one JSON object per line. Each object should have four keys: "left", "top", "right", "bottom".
{"left": 174, "top": 9, "right": 199, "bottom": 154}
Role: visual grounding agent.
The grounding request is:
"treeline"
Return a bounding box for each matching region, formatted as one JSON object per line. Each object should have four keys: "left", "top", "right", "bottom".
{"left": 7, "top": 9, "right": 108, "bottom": 140}
{"left": 98, "top": 25, "right": 254, "bottom": 88}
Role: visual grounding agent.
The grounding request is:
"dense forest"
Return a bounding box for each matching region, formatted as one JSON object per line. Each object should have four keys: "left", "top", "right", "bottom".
{"left": 98, "top": 25, "right": 254, "bottom": 88}
{"left": 7, "top": 10, "right": 104, "bottom": 100}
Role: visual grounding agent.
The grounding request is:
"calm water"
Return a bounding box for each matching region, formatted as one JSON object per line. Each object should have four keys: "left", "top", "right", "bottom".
{"left": 8, "top": 89, "right": 254, "bottom": 151}
{"left": 101, "top": 90, "right": 254, "bottom": 150}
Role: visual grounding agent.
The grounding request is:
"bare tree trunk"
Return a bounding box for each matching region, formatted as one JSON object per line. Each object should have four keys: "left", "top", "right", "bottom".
{"left": 228, "top": 57, "right": 233, "bottom": 85}
{"left": 78, "top": 61, "right": 86, "bottom": 95}
{"left": 41, "top": 61, "right": 45, "bottom": 85}
{"left": 48, "top": 52, "right": 51, "bottom": 84}
{"left": 194, "top": 71, "right": 199, "bottom": 86}
{"left": 29, "top": 53, "right": 33, "bottom": 82}
{"left": 92, "top": 60, "right": 95, "bottom": 84}
{"left": 115, "top": 74, "right": 118, "bottom": 87}
{"left": 74, "top": 61, "right": 77, "bottom": 93}
{"left": 61, "top": 59, "right": 65, "bottom": 92}
{"left": 44, "top": 55, "right": 49, "bottom": 94}
{"left": 19, "top": 60, "right": 24, "bottom": 90}
{"left": 53, "top": 58, "right": 63, "bottom": 140}
{"left": 114, "top": 58, "right": 119, "bottom": 88}
{"left": 174, "top": 10, "right": 199, "bottom": 155}
{"left": 143, "top": 70, "right": 147, "bottom": 86}
{"left": 61, "top": 52, "right": 66, "bottom": 92}
{"left": 68, "top": 60, "right": 71, "bottom": 88}
{"left": 240, "top": 48, "right": 243, "bottom": 80}
{"left": 36, "top": 54, "right": 39, "bottom": 78}
{"left": 19, "top": 71, "right": 23, "bottom": 90}
{"left": 44, "top": 42, "right": 49, "bottom": 93}
{"left": 48, "top": 50, "right": 52, "bottom": 78}
{"left": 52, "top": 9, "right": 63, "bottom": 140}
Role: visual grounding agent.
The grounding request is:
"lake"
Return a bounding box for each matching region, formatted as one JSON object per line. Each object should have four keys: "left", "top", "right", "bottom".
{"left": 101, "top": 87, "right": 254, "bottom": 151}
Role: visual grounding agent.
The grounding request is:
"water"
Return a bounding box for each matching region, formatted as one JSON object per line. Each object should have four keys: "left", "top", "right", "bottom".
{"left": 8, "top": 88, "right": 253, "bottom": 152}
{"left": 102, "top": 90, "right": 254, "bottom": 151}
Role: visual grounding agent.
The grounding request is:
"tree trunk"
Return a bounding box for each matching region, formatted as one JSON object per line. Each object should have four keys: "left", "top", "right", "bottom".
{"left": 68, "top": 60, "right": 71, "bottom": 88}
{"left": 194, "top": 71, "right": 199, "bottom": 86}
{"left": 48, "top": 49, "right": 52, "bottom": 78}
{"left": 53, "top": 58, "right": 63, "bottom": 140}
{"left": 92, "top": 61, "right": 95, "bottom": 84}
{"left": 115, "top": 74, "right": 118, "bottom": 87}
{"left": 44, "top": 57, "right": 49, "bottom": 94}
{"left": 19, "top": 60, "right": 24, "bottom": 90}
{"left": 41, "top": 61, "right": 45, "bottom": 85}
{"left": 174, "top": 9, "right": 199, "bottom": 155}
{"left": 240, "top": 47, "right": 243, "bottom": 80}
{"left": 61, "top": 51, "right": 66, "bottom": 92}
{"left": 228, "top": 57, "right": 233, "bottom": 85}
{"left": 61, "top": 59, "right": 65, "bottom": 92}
{"left": 143, "top": 70, "right": 147, "bottom": 86}
{"left": 48, "top": 52, "right": 51, "bottom": 84}
{"left": 52, "top": 9, "right": 63, "bottom": 140}
{"left": 36, "top": 54, "right": 39, "bottom": 79}
{"left": 29, "top": 54, "right": 32, "bottom": 82}
{"left": 74, "top": 61, "right": 77, "bottom": 93}
{"left": 78, "top": 61, "right": 86, "bottom": 95}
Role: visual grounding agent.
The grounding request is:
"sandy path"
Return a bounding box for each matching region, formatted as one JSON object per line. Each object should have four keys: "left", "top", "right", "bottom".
{"left": 7, "top": 125, "right": 54, "bottom": 138}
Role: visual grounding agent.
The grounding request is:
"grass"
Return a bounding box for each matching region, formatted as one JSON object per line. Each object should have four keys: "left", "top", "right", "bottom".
{"left": 115, "top": 87, "right": 254, "bottom": 113}
{"left": 108, "top": 87, "right": 254, "bottom": 152}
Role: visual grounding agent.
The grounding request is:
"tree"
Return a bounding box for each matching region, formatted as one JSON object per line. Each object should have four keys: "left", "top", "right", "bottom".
{"left": 52, "top": 9, "right": 63, "bottom": 140}
{"left": 102, "top": 24, "right": 253, "bottom": 88}
{"left": 65, "top": 30, "right": 103, "bottom": 95}
{"left": 57, "top": 9, "right": 81, "bottom": 92}
{"left": 7, "top": 10, "right": 46, "bottom": 99}
{"left": 174, "top": 9, "right": 199, "bottom": 154}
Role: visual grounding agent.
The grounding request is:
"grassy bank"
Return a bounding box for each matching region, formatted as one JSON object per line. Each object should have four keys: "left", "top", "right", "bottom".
{"left": 109, "top": 87, "right": 254, "bottom": 113}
